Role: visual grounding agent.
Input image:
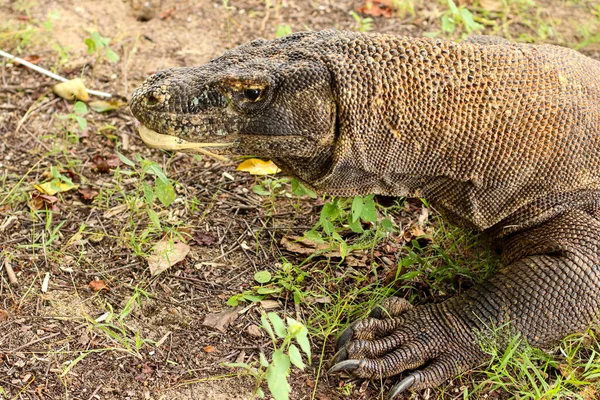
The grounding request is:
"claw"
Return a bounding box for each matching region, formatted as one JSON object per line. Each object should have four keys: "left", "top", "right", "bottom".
{"left": 335, "top": 323, "right": 356, "bottom": 350}
{"left": 327, "top": 359, "right": 360, "bottom": 374}
{"left": 331, "top": 347, "right": 348, "bottom": 364}
{"left": 387, "top": 374, "right": 416, "bottom": 399}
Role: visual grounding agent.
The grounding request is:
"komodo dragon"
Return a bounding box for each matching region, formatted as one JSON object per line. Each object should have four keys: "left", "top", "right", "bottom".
{"left": 130, "top": 30, "right": 600, "bottom": 398}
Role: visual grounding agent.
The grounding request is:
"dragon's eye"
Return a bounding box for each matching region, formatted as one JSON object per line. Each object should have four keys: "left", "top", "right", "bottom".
{"left": 244, "top": 88, "right": 261, "bottom": 101}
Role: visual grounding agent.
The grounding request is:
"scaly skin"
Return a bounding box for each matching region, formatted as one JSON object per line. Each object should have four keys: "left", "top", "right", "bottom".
{"left": 130, "top": 31, "right": 600, "bottom": 398}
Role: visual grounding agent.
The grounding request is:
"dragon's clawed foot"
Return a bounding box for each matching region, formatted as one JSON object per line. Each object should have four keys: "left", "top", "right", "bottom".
{"left": 328, "top": 297, "right": 486, "bottom": 399}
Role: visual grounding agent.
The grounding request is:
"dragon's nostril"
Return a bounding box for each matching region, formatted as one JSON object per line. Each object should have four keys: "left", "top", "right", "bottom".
{"left": 146, "top": 94, "right": 161, "bottom": 106}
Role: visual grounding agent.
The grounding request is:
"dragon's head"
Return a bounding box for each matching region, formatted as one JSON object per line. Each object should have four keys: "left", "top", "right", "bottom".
{"left": 130, "top": 32, "right": 338, "bottom": 184}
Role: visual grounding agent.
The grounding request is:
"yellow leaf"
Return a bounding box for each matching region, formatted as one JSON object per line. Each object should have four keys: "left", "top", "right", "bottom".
{"left": 53, "top": 78, "right": 89, "bottom": 101}
{"left": 34, "top": 179, "right": 77, "bottom": 195}
{"left": 236, "top": 159, "right": 281, "bottom": 175}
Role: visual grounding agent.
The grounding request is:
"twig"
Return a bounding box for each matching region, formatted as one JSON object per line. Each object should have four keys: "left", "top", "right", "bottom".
{"left": 2, "top": 256, "right": 18, "bottom": 285}
{"left": 0, "top": 50, "right": 113, "bottom": 98}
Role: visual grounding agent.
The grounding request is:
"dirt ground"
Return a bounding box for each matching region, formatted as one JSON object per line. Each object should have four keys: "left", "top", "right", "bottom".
{"left": 1, "top": 0, "right": 600, "bottom": 399}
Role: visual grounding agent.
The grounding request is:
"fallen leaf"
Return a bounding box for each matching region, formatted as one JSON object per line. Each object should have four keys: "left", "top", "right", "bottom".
{"left": 247, "top": 324, "right": 263, "bottom": 337}
{"left": 0, "top": 309, "right": 8, "bottom": 322}
{"left": 159, "top": 7, "right": 176, "bottom": 19}
{"left": 53, "top": 78, "right": 89, "bottom": 101}
{"left": 193, "top": 231, "right": 217, "bottom": 246}
{"left": 357, "top": 0, "right": 394, "bottom": 18}
{"left": 203, "top": 345, "right": 217, "bottom": 353}
{"left": 479, "top": 0, "right": 504, "bottom": 12}
{"left": 280, "top": 236, "right": 339, "bottom": 256}
{"left": 89, "top": 100, "right": 126, "bottom": 113}
{"left": 202, "top": 306, "right": 242, "bottom": 332}
{"left": 78, "top": 187, "right": 99, "bottom": 201}
{"left": 20, "top": 55, "right": 42, "bottom": 64}
{"left": 29, "top": 192, "right": 60, "bottom": 212}
{"left": 92, "top": 154, "right": 121, "bottom": 173}
{"left": 34, "top": 179, "right": 77, "bottom": 195}
{"left": 89, "top": 280, "right": 109, "bottom": 292}
{"left": 147, "top": 239, "right": 191, "bottom": 276}
{"left": 260, "top": 299, "right": 280, "bottom": 309}
{"left": 236, "top": 159, "right": 281, "bottom": 175}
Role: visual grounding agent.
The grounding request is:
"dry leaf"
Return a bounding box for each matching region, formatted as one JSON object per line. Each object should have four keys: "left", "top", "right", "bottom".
{"left": 236, "top": 159, "right": 281, "bottom": 175}
{"left": 29, "top": 192, "right": 59, "bottom": 212}
{"left": 260, "top": 299, "right": 280, "bottom": 309}
{"left": 89, "top": 280, "right": 109, "bottom": 292}
{"left": 247, "top": 324, "right": 263, "bottom": 337}
{"left": 202, "top": 306, "right": 241, "bottom": 332}
{"left": 34, "top": 179, "right": 77, "bottom": 196}
{"left": 357, "top": 0, "right": 393, "bottom": 18}
{"left": 280, "top": 236, "right": 339, "bottom": 256}
{"left": 147, "top": 239, "right": 191, "bottom": 276}
{"left": 0, "top": 309, "right": 8, "bottom": 322}
{"left": 89, "top": 100, "right": 126, "bottom": 113}
{"left": 53, "top": 78, "right": 89, "bottom": 101}
{"left": 78, "top": 187, "right": 99, "bottom": 201}
{"left": 203, "top": 345, "right": 217, "bottom": 353}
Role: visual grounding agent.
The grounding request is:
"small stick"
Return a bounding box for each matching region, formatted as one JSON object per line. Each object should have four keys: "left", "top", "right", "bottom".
{"left": 0, "top": 50, "right": 113, "bottom": 98}
{"left": 3, "top": 257, "right": 18, "bottom": 285}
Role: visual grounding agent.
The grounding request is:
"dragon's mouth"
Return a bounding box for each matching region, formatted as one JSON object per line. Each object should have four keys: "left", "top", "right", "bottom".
{"left": 137, "top": 125, "right": 234, "bottom": 161}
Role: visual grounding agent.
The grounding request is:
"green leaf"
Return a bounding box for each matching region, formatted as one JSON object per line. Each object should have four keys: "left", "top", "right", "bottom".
{"left": 339, "top": 241, "right": 348, "bottom": 259}
{"left": 275, "top": 24, "right": 292, "bottom": 38}
{"left": 142, "top": 182, "right": 155, "bottom": 205}
{"left": 380, "top": 218, "right": 395, "bottom": 232}
{"left": 268, "top": 312, "right": 287, "bottom": 339}
{"left": 348, "top": 216, "right": 363, "bottom": 233}
{"left": 441, "top": 15, "right": 455, "bottom": 33}
{"left": 254, "top": 270, "right": 272, "bottom": 283}
{"left": 147, "top": 208, "right": 161, "bottom": 230}
{"left": 85, "top": 37, "right": 96, "bottom": 54}
{"left": 291, "top": 178, "right": 316, "bottom": 198}
{"left": 241, "top": 294, "right": 263, "bottom": 302}
{"left": 255, "top": 387, "right": 265, "bottom": 398}
{"left": 226, "top": 296, "right": 239, "bottom": 307}
{"left": 288, "top": 344, "right": 305, "bottom": 370}
{"left": 73, "top": 101, "right": 88, "bottom": 115}
{"left": 259, "top": 352, "right": 269, "bottom": 368}
{"left": 146, "top": 163, "right": 169, "bottom": 184}
{"left": 351, "top": 196, "right": 363, "bottom": 223}
{"left": 361, "top": 195, "right": 377, "bottom": 223}
{"left": 154, "top": 178, "right": 175, "bottom": 207}
{"left": 266, "top": 349, "right": 291, "bottom": 400}
{"left": 256, "top": 286, "right": 281, "bottom": 295}
{"left": 261, "top": 313, "right": 276, "bottom": 341}
{"left": 303, "top": 229, "right": 324, "bottom": 243}
{"left": 295, "top": 328, "right": 311, "bottom": 360}
{"left": 74, "top": 115, "right": 87, "bottom": 131}
{"left": 400, "top": 270, "right": 422, "bottom": 280}
{"left": 252, "top": 184, "right": 270, "bottom": 196}
{"left": 447, "top": 0, "right": 459, "bottom": 15}
{"left": 105, "top": 47, "right": 120, "bottom": 63}
{"left": 116, "top": 151, "right": 135, "bottom": 167}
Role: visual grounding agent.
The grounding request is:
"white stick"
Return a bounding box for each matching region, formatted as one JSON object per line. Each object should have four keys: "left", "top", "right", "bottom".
{"left": 0, "top": 49, "right": 113, "bottom": 98}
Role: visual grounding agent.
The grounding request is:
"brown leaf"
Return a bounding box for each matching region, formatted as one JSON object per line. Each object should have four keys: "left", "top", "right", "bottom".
{"left": 247, "top": 324, "right": 263, "bottom": 337}
{"left": 78, "top": 187, "right": 99, "bottom": 201}
{"left": 280, "top": 236, "right": 339, "bottom": 256}
{"left": 357, "top": 0, "right": 393, "bottom": 18}
{"left": 202, "top": 307, "right": 241, "bottom": 333}
{"left": 203, "top": 345, "right": 217, "bottom": 353}
{"left": 29, "top": 192, "right": 60, "bottom": 212}
{"left": 20, "top": 55, "right": 42, "bottom": 64}
{"left": 147, "top": 240, "right": 191, "bottom": 276}
{"left": 0, "top": 309, "right": 8, "bottom": 322}
{"left": 92, "top": 154, "right": 121, "bottom": 173}
{"left": 159, "top": 7, "right": 176, "bottom": 19}
{"left": 89, "top": 280, "right": 109, "bottom": 292}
